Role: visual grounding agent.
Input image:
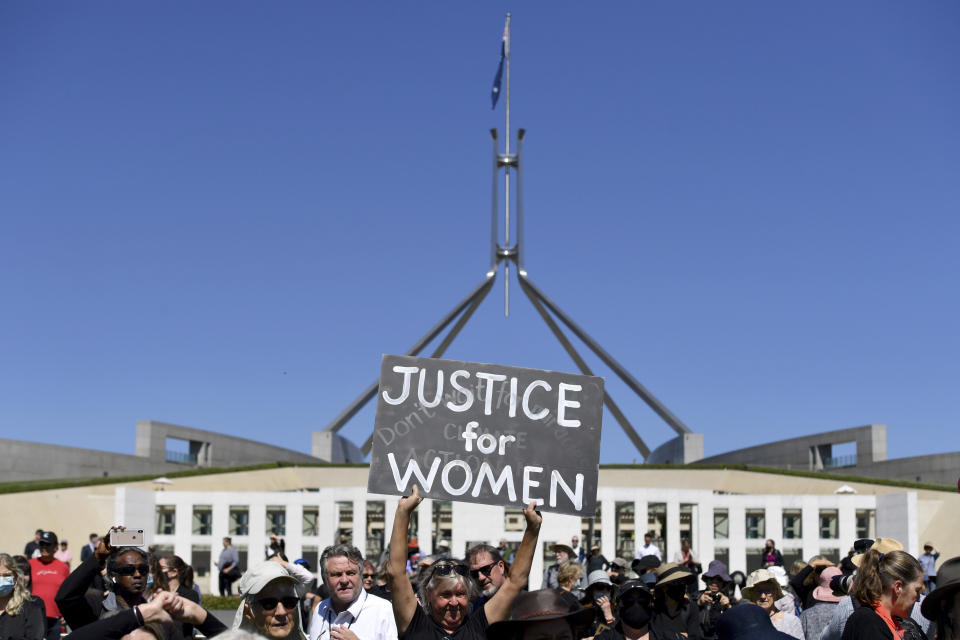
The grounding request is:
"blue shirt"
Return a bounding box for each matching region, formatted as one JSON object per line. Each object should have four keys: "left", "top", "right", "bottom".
{"left": 919, "top": 552, "right": 939, "bottom": 577}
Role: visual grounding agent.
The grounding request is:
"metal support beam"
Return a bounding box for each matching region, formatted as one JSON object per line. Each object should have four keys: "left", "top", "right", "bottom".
{"left": 323, "top": 274, "right": 496, "bottom": 436}
{"left": 519, "top": 278, "right": 651, "bottom": 458}
{"left": 359, "top": 278, "right": 494, "bottom": 455}
{"left": 518, "top": 272, "right": 692, "bottom": 436}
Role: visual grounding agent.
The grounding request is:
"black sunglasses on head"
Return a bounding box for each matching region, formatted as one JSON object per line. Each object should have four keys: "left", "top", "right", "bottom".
{"left": 470, "top": 562, "right": 498, "bottom": 579}
{"left": 256, "top": 596, "right": 300, "bottom": 611}
{"left": 114, "top": 564, "right": 150, "bottom": 576}
{"left": 430, "top": 562, "right": 469, "bottom": 579}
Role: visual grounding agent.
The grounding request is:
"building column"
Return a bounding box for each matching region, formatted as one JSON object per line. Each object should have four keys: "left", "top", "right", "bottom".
{"left": 666, "top": 499, "right": 681, "bottom": 562}
{"left": 601, "top": 498, "right": 616, "bottom": 561}
{"left": 801, "top": 496, "right": 819, "bottom": 561}
{"left": 418, "top": 498, "right": 433, "bottom": 555}
{"left": 318, "top": 490, "right": 336, "bottom": 550}
{"left": 837, "top": 498, "right": 856, "bottom": 558}
{"left": 353, "top": 495, "right": 367, "bottom": 558}
{"left": 174, "top": 497, "right": 192, "bottom": 560}
{"left": 248, "top": 498, "right": 266, "bottom": 569}
{"left": 728, "top": 503, "right": 746, "bottom": 575}
{"left": 286, "top": 501, "right": 304, "bottom": 563}
{"left": 634, "top": 499, "right": 648, "bottom": 559}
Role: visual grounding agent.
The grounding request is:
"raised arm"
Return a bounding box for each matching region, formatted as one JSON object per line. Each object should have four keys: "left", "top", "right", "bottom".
{"left": 387, "top": 485, "right": 423, "bottom": 634}
{"left": 484, "top": 501, "right": 542, "bottom": 623}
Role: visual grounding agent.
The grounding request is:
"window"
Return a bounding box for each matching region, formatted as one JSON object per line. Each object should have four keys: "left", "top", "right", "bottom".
{"left": 820, "top": 547, "right": 840, "bottom": 564}
{"left": 191, "top": 545, "right": 211, "bottom": 577}
{"left": 235, "top": 545, "right": 248, "bottom": 573}
{"left": 856, "top": 510, "right": 875, "bottom": 539}
{"left": 782, "top": 510, "right": 802, "bottom": 539}
{"left": 581, "top": 504, "right": 601, "bottom": 551}
{"left": 505, "top": 508, "right": 525, "bottom": 532}
{"left": 229, "top": 507, "right": 249, "bottom": 536}
{"left": 303, "top": 507, "right": 319, "bottom": 536}
{"left": 745, "top": 509, "right": 766, "bottom": 539}
{"left": 615, "top": 502, "right": 634, "bottom": 558}
{"left": 336, "top": 502, "right": 354, "bottom": 544}
{"left": 302, "top": 545, "right": 319, "bottom": 573}
{"left": 819, "top": 510, "right": 838, "bottom": 539}
{"left": 713, "top": 509, "right": 729, "bottom": 540}
{"left": 366, "top": 501, "right": 385, "bottom": 560}
{"left": 192, "top": 506, "right": 213, "bottom": 536}
{"left": 266, "top": 506, "right": 286, "bottom": 536}
{"left": 155, "top": 506, "right": 176, "bottom": 535}
{"left": 432, "top": 501, "right": 452, "bottom": 552}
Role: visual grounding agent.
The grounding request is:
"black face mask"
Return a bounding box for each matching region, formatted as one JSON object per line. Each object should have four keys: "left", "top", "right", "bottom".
{"left": 620, "top": 603, "right": 651, "bottom": 629}
{"left": 665, "top": 584, "right": 687, "bottom": 601}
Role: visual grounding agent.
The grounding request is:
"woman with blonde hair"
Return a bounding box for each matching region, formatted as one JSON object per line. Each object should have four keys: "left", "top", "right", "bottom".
{"left": 557, "top": 561, "right": 584, "bottom": 597}
{"left": 0, "top": 553, "right": 46, "bottom": 639}
{"left": 842, "top": 549, "right": 924, "bottom": 640}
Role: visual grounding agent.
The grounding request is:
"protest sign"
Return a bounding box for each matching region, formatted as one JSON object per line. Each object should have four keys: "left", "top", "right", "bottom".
{"left": 368, "top": 354, "right": 604, "bottom": 517}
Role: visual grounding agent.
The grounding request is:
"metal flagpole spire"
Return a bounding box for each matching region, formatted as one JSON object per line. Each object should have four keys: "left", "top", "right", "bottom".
{"left": 503, "top": 13, "right": 511, "bottom": 316}
{"left": 322, "top": 13, "right": 696, "bottom": 463}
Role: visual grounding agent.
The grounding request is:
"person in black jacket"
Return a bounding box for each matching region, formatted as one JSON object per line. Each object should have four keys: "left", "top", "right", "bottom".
{"left": 842, "top": 549, "right": 923, "bottom": 640}
{"left": 63, "top": 590, "right": 226, "bottom": 640}
{"left": 55, "top": 528, "right": 150, "bottom": 630}
{"left": 0, "top": 552, "right": 46, "bottom": 640}
{"left": 763, "top": 540, "right": 784, "bottom": 569}
{"left": 788, "top": 555, "right": 834, "bottom": 610}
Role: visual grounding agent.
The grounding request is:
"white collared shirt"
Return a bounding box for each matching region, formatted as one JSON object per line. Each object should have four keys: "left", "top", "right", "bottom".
{"left": 310, "top": 588, "right": 397, "bottom": 640}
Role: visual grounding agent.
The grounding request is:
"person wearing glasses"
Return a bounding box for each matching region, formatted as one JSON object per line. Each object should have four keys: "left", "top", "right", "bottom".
{"left": 388, "top": 485, "right": 542, "bottom": 640}
{"left": 309, "top": 544, "right": 397, "bottom": 640}
{"left": 466, "top": 544, "right": 507, "bottom": 603}
{"left": 29, "top": 531, "right": 69, "bottom": 640}
{"left": 232, "top": 561, "right": 308, "bottom": 639}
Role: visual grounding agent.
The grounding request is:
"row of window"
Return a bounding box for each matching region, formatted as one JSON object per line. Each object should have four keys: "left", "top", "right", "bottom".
{"left": 156, "top": 502, "right": 876, "bottom": 565}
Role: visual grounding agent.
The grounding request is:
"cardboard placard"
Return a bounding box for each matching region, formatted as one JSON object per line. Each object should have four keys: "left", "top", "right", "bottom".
{"left": 368, "top": 355, "right": 603, "bottom": 516}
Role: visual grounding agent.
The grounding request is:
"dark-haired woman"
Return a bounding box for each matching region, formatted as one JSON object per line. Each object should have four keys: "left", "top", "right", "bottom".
{"left": 921, "top": 556, "right": 960, "bottom": 640}
{"left": 841, "top": 549, "right": 925, "bottom": 640}
{"left": 157, "top": 556, "right": 201, "bottom": 637}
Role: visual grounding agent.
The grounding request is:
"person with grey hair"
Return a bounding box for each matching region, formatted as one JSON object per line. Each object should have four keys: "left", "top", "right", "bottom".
{"left": 309, "top": 543, "right": 396, "bottom": 640}
{"left": 388, "top": 485, "right": 542, "bottom": 640}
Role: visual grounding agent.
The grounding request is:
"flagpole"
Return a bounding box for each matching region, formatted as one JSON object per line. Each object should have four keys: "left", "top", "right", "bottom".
{"left": 503, "top": 13, "right": 511, "bottom": 317}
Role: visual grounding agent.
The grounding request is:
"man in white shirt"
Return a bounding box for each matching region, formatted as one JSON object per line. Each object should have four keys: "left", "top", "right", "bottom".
{"left": 635, "top": 532, "right": 662, "bottom": 561}
{"left": 310, "top": 544, "right": 397, "bottom": 640}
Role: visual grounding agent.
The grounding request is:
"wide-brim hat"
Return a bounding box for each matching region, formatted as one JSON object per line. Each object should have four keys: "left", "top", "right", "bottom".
{"left": 653, "top": 562, "right": 694, "bottom": 588}
{"left": 702, "top": 560, "right": 732, "bottom": 583}
{"left": 586, "top": 570, "right": 612, "bottom": 588}
{"left": 236, "top": 562, "right": 299, "bottom": 597}
{"left": 742, "top": 569, "right": 784, "bottom": 602}
{"left": 632, "top": 555, "right": 662, "bottom": 574}
{"left": 716, "top": 604, "right": 797, "bottom": 640}
{"left": 485, "top": 588, "right": 596, "bottom": 640}
{"left": 552, "top": 544, "right": 576, "bottom": 559}
{"left": 921, "top": 556, "right": 960, "bottom": 620}
{"left": 813, "top": 567, "right": 843, "bottom": 603}
{"left": 852, "top": 537, "right": 903, "bottom": 567}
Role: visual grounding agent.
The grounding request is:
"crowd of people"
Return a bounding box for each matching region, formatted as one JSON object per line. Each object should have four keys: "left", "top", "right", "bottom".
{"left": 0, "top": 500, "right": 957, "bottom": 640}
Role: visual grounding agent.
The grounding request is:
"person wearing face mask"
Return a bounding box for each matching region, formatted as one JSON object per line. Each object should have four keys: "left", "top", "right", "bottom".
{"left": 55, "top": 526, "right": 150, "bottom": 630}
{"left": 29, "top": 531, "right": 69, "bottom": 640}
{"left": 742, "top": 569, "right": 803, "bottom": 639}
{"left": 650, "top": 563, "right": 702, "bottom": 640}
{"left": 581, "top": 570, "right": 617, "bottom": 637}
{"left": 155, "top": 556, "right": 201, "bottom": 638}
{"left": 0, "top": 552, "right": 46, "bottom": 640}
{"left": 763, "top": 541, "right": 784, "bottom": 569}
{"left": 595, "top": 580, "right": 674, "bottom": 640}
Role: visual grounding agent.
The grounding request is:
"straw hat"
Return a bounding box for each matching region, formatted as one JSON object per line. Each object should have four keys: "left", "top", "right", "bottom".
{"left": 552, "top": 543, "right": 576, "bottom": 559}
{"left": 742, "top": 569, "right": 784, "bottom": 602}
{"left": 851, "top": 537, "right": 903, "bottom": 567}
{"left": 653, "top": 562, "right": 694, "bottom": 588}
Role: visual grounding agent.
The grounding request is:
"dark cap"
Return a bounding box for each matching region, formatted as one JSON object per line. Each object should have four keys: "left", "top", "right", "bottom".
{"left": 39, "top": 531, "right": 59, "bottom": 547}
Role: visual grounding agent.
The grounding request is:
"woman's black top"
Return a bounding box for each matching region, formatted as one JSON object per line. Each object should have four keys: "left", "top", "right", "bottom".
{"left": 0, "top": 596, "right": 46, "bottom": 640}
{"left": 841, "top": 606, "right": 894, "bottom": 640}
{"left": 175, "top": 584, "right": 201, "bottom": 637}
{"left": 401, "top": 604, "right": 488, "bottom": 640}
{"left": 62, "top": 607, "right": 227, "bottom": 640}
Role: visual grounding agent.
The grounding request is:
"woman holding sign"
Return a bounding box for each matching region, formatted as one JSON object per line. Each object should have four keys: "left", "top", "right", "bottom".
{"left": 388, "top": 485, "right": 542, "bottom": 640}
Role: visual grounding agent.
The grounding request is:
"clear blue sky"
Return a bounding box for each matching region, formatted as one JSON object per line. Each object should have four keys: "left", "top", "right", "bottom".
{"left": 2, "top": 2, "right": 958, "bottom": 465}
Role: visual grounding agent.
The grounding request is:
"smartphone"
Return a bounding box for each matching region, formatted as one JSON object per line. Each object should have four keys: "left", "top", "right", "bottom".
{"left": 110, "top": 529, "right": 145, "bottom": 547}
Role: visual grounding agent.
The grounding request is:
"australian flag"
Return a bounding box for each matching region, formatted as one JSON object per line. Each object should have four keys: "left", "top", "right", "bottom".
{"left": 491, "top": 22, "right": 507, "bottom": 109}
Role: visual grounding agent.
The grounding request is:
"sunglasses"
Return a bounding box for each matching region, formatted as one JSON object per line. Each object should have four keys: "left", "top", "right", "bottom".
{"left": 429, "top": 563, "right": 469, "bottom": 579}
{"left": 362, "top": 573, "right": 376, "bottom": 580}
{"left": 256, "top": 596, "right": 300, "bottom": 611}
{"left": 114, "top": 564, "right": 150, "bottom": 576}
{"left": 470, "top": 562, "right": 498, "bottom": 579}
